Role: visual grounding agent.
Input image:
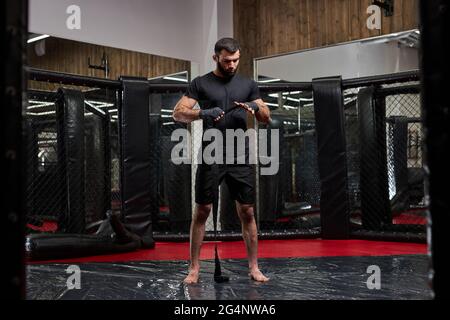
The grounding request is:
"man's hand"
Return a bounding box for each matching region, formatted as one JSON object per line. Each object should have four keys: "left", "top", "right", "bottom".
{"left": 234, "top": 101, "right": 259, "bottom": 115}
{"left": 199, "top": 107, "right": 225, "bottom": 122}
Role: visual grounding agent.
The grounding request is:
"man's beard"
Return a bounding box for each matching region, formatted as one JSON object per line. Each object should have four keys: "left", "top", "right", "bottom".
{"left": 217, "top": 62, "right": 237, "bottom": 79}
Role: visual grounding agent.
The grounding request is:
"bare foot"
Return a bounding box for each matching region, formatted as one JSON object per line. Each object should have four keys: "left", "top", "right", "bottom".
{"left": 249, "top": 269, "right": 270, "bottom": 282}
{"left": 183, "top": 269, "right": 200, "bottom": 284}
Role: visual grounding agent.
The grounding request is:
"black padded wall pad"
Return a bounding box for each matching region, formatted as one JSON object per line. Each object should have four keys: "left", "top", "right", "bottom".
{"left": 358, "top": 87, "right": 391, "bottom": 229}
{"left": 119, "top": 77, "right": 153, "bottom": 246}
{"left": 419, "top": 0, "right": 450, "bottom": 298}
{"left": 312, "top": 77, "right": 349, "bottom": 239}
{"left": 56, "top": 88, "right": 85, "bottom": 233}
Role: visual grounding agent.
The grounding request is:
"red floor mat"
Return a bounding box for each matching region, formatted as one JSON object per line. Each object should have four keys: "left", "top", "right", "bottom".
{"left": 28, "top": 239, "right": 427, "bottom": 264}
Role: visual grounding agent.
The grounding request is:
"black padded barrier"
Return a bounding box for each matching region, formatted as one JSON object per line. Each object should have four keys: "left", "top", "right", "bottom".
{"left": 389, "top": 116, "right": 409, "bottom": 212}
{"left": 119, "top": 77, "right": 155, "bottom": 248}
{"left": 84, "top": 104, "right": 112, "bottom": 228}
{"left": 3, "top": 0, "right": 27, "bottom": 299}
{"left": 312, "top": 77, "right": 350, "bottom": 239}
{"left": 102, "top": 113, "right": 112, "bottom": 222}
{"left": 357, "top": 87, "right": 392, "bottom": 230}
{"left": 258, "top": 118, "right": 285, "bottom": 229}
{"left": 56, "top": 88, "right": 86, "bottom": 233}
{"left": 419, "top": 0, "right": 450, "bottom": 299}
{"left": 26, "top": 211, "right": 142, "bottom": 261}
{"left": 148, "top": 94, "right": 161, "bottom": 229}
{"left": 22, "top": 67, "right": 427, "bottom": 247}
{"left": 25, "top": 86, "right": 150, "bottom": 260}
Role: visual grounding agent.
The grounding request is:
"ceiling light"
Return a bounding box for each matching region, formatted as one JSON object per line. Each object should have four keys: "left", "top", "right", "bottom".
{"left": 85, "top": 101, "right": 106, "bottom": 115}
{"left": 258, "top": 78, "right": 281, "bottom": 83}
{"left": 27, "top": 100, "right": 55, "bottom": 109}
{"left": 163, "top": 76, "right": 188, "bottom": 83}
{"left": 27, "top": 111, "right": 56, "bottom": 116}
{"left": 85, "top": 100, "right": 115, "bottom": 108}
{"left": 28, "top": 34, "right": 50, "bottom": 44}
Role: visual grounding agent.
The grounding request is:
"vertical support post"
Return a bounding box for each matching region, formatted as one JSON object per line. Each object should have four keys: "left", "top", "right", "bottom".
{"left": 2, "top": 0, "right": 28, "bottom": 299}
{"left": 312, "top": 77, "right": 350, "bottom": 239}
{"left": 119, "top": 77, "right": 154, "bottom": 248}
{"left": 56, "top": 88, "right": 86, "bottom": 233}
{"left": 358, "top": 87, "right": 392, "bottom": 229}
{"left": 419, "top": 0, "right": 450, "bottom": 299}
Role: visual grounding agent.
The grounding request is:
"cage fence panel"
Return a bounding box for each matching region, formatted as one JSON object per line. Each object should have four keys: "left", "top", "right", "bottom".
{"left": 344, "top": 88, "right": 362, "bottom": 228}
{"left": 257, "top": 90, "right": 320, "bottom": 235}
{"left": 150, "top": 92, "right": 192, "bottom": 236}
{"left": 84, "top": 94, "right": 112, "bottom": 232}
{"left": 24, "top": 72, "right": 424, "bottom": 244}
{"left": 24, "top": 91, "right": 63, "bottom": 234}
{"left": 24, "top": 85, "right": 118, "bottom": 236}
{"left": 345, "top": 81, "right": 426, "bottom": 235}
{"left": 384, "top": 84, "right": 425, "bottom": 229}
{"left": 158, "top": 88, "right": 321, "bottom": 238}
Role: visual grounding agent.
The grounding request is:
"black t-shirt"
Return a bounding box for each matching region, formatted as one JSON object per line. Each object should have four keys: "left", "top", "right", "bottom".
{"left": 185, "top": 72, "right": 261, "bottom": 164}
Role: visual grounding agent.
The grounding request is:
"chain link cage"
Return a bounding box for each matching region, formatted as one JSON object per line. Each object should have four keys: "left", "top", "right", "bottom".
{"left": 257, "top": 90, "right": 320, "bottom": 235}
{"left": 344, "top": 81, "right": 426, "bottom": 236}
{"left": 24, "top": 85, "right": 119, "bottom": 236}
{"left": 149, "top": 91, "right": 192, "bottom": 235}
{"left": 154, "top": 87, "right": 321, "bottom": 239}
{"left": 24, "top": 72, "right": 425, "bottom": 243}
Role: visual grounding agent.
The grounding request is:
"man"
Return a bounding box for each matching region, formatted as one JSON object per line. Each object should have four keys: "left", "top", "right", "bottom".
{"left": 173, "top": 38, "right": 271, "bottom": 284}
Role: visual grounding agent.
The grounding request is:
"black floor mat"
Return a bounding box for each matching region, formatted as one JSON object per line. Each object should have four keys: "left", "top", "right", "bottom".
{"left": 26, "top": 255, "right": 432, "bottom": 300}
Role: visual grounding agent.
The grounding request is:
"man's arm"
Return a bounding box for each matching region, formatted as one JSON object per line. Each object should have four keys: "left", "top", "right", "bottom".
{"left": 253, "top": 98, "right": 271, "bottom": 124}
{"left": 173, "top": 96, "right": 225, "bottom": 124}
{"left": 234, "top": 99, "right": 271, "bottom": 124}
{"left": 172, "top": 96, "right": 201, "bottom": 124}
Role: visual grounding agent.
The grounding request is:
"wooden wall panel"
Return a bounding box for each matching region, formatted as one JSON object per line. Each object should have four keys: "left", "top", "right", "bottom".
{"left": 235, "top": 0, "right": 419, "bottom": 77}
{"left": 299, "top": 0, "right": 310, "bottom": 50}
{"left": 348, "top": 0, "right": 361, "bottom": 41}
{"left": 234, "top": 0, "right": 258, "bottom": 77}
{"left": 28, "top": 37, "right": 190, "bottom": 91}
{"left": 402, "top": 0, "right": 418, "bottom": 30}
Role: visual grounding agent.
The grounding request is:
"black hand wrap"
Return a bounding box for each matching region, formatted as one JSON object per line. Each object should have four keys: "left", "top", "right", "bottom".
{"left": 199, "top": 107, "right": 224, "bottom": 120}
{"left": 246, "top": 101, "right": 260, "bottom": 113}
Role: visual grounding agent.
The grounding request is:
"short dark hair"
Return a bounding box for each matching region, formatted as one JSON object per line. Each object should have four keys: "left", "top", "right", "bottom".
{"left": 214, "top": 38, "right": 240, "bottom": 55}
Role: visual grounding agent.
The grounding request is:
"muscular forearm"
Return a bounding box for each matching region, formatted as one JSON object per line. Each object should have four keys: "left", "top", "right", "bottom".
{"left": 255, "top": 104, "right": 271, "bottom": 124}
{"left": 173, "top": 105, "right": 201, "bottom": 123}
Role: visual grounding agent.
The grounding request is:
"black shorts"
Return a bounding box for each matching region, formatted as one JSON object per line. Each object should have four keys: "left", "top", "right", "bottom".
{"left": 195, "top": 164, "right": 255, "bottom": 205}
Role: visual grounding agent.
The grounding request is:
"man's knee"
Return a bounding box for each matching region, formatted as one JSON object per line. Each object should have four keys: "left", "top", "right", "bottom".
{"left": 237, "top": 203, "right": 255, "bottom": 223}
{"left": 194, "top": 203, "right": 212, "bottom": 223}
